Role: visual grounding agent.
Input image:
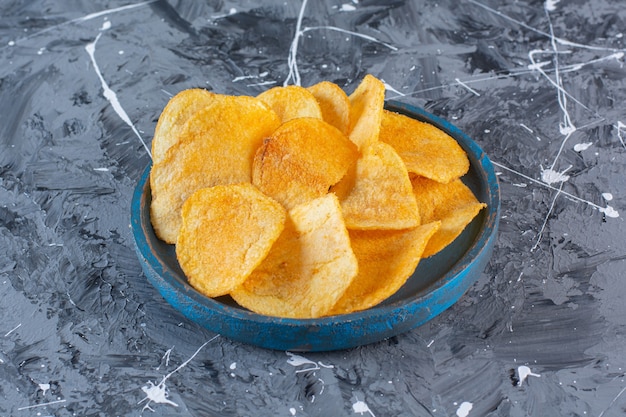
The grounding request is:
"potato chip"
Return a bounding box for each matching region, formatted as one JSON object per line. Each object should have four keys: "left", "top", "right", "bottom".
{"left": 151, "top": 88, "right": 218, "bottom": 164}
{"left": 412, "top": 176, "right": 486, "bottom": 257}
{"left": 252, "top": 117, "right": 358, "bottom": 210}
{"left": 176, "top": 183, "right": 286, "bottom": 298}
{"left": 329, "top": 221, "right": 441, "bottom": 315}
{"left": 150, "top": 96, "right": 281, "bottom": 243}
{"left": 380, "top": 110, "right": 469, "bottom": 183}
{"left": 230, "top": 194, "right": 358, "bottom": 319}
{"left": 307, "top": 81, "right": 351, "bottom": 134}
{"left": 347, "top": 74, "right": 385, "bottom": 150}
{"left": 257, "top": 85, "right": 322, "bottom": 122}
{"left": 335, "top": 141, "right": 420, "bottom": 230}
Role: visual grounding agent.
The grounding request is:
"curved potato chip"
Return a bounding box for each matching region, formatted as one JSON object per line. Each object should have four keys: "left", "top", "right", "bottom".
{"left": 257, "top": 85, "right": 322, "bottom": 122}
{"left": 348, "top": 74, "right": 385, "bottom": 150}
{"left": 329, "top": 221, "right": 441, "bottom": 315}
{"left": 307, "top": 81, "right": 351, "bottom": 134}
{"left": 151, "top": 88, "right": 218, "bottom": 164}
{"left": 176, "top": 183, "right": 286, "bottom": 298}
{"left": 380, "top": 110, "right": 470, "bottom": 183}
{"left": 150, "top": 96, "right": 281, "bottom": 243}
{"left": 335, "top": 141, "right": 420, "bottom": 230}
{"left": 230, "top": 194, "right": 358, "bottom": 319}
{"left": 252, "top": 117, "right": 358, "bottom": 210}
{"left": 412, "top": 176, "right": 486, "bottom": 257}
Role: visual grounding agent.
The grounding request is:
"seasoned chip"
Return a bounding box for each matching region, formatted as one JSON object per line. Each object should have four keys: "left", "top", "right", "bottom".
{"left": 329, "top": 221, "right": 441, "bottom": 315}
{"left": 150, "top": 96, "right": 281, "bottom": 243}
{"left": 230, "top": 194, "right": 358, "bottom": 319}
{"left": 307, "top": 81, "right": 351, "bottom": 134}
{"left": 412, "top": 176, "right": 486, "bottom": 257}
{"left": 380, "top": 110, "right": 469, "bottom": 183}
{"left": 347, "top": 74, "right": 385, "bottom": 150}
{"left": 151, "top": 88, "right": 218, "bottom": 164}
{"left": 335, "top": 141, "right": 420, "bottom": 230}
{"left": 257, "top": 85, "right": 322, "bottom": 122}
{"left": 176, "top": 183, "right": 286, "bottom": 298}
{"left": 252, "top": 117, "right": 358, "bottom": 210}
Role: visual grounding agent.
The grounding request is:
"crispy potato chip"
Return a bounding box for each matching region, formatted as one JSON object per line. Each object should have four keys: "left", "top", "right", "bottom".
{"left": 307, "top": 81, "right": 351, "bottom": 134}
{"left": 412, "top": 176, "right": 486, "bottom": 257}
{"left": 380, "top": 110, "right": 470, "bottom": 183}
{"left": 334, "top": 141, "right": 420, "bottom": 230}
{"left": 150, "top": 96, "right": 281, "bottom": 243}
{"left": 329, "top": 221, "right": 441, "bottom": 315}
{"left": 257, "top": 85, "right": 322, "bottom": 122}
{"left": 151, "top": 88, "right": 218, "bottom": 164}
{"left": 176, "top": 183, "right": 286, "bottom": 298}
{"left": 230, "top": 194, "right": 358, "bottom": 319}
{"left": 252, "top": 117, "right": 358, "bottom": 210}
{"left": 347, "top": 74, "right": 385, "bottom": 150}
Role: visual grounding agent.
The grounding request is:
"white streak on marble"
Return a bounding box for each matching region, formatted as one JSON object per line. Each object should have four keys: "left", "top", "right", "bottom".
{"left": 4, "top": 0, "right": 157, "bottom": 47}
{"left": 284, "top": 0, "right": 396, "bottom": 86}
{"left": 17, "top": 399, "right": 67, "bottom": 411}
{"left": 4, "top": 323, "right": 21, "bottom": 337}
{"left": 598, "top": 386, "right": 626, "bottom": 417}
{"left": 85, "top": 31, "right": 152, "bottom": 158}
{"left": 455, "top": 78, "right": 481, "bottom": 96}
{"left": 492, "top": 161, "right": 611, "bottom": 212}
{"left": 286, "top": 352, "right": 334, "bottom": 373}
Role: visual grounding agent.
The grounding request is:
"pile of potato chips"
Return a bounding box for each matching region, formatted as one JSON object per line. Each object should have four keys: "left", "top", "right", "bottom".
{"left": 149, "top": 75, "right": 486, "bottom": 319}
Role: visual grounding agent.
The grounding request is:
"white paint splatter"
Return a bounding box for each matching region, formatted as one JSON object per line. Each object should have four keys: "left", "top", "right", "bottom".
{"left": 518, "top": 366, "right": 541, "bottom": 386}
{"left": 289, "top": 407, "right": 297, "bottom": 415}
{"left": 286, "top": 352, "right": 334, "bottom": 373}
{"left": 601, "top": 205, "right": 620, "bottom": 218}
{"left": 545, "top": 0, "right": 560, "bottom": 11}
{"left": 573, "top": 142, "right": 592, "bottom": 152}
{"left": 456, "top": 401, "right": 473, "bottom": 417}
{"left": 85, "top": 31, "right": 152, "bottom": 158}
{"left": 602, "top": 193, "right": 613, "bottom": 201}
{"left": 38, "top": 383, "right": 50, "bottom": 395}
{"left": 339, "top": 4, "right": 356, "bottom": 11}
{"left": 353, "top": 399, "right": 375, "bottom": 416}
{"left": 229, "top": 362, "right": 237, "bottom": 370}
{"left": 138, "top": 336, "right": 219, "bottom": 412}
{"left": 540, "top": 167, "right": 571, "bottom": 184}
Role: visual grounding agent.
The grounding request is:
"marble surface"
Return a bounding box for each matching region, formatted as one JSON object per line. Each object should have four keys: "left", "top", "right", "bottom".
{"left": 1, "top": 0, "right": 625, "bottom": 415}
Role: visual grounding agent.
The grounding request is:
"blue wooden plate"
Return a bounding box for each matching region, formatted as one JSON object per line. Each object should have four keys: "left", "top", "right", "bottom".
{"left": 130, "top": 101, "right": 500, "bottom": 352}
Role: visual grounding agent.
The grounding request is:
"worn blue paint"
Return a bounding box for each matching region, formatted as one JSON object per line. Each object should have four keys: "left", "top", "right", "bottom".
{"left": 130, "top": 102, "right": 500, "bottom": 352}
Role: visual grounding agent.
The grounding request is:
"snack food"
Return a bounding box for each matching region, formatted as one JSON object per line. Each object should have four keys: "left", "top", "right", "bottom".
{"left": 149, "top": 75, "right": 486, "bottom": 317}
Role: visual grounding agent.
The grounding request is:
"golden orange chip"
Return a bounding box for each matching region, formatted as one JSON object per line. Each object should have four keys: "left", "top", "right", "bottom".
{"left": 335, "top": 141, "right": 420, "bottom": 230}
{"left": 257, "top": 85, "right": 322, "bottom": 122}
{"left": 230, "top": 194, "right": 358, "bottom": 318}
{"left": 307, "top": 81, "right": 351, "bottom": 134}
{"left": 151, "top": 88, "right": 218, "bottom": 164}
{"left": 380, "top": 110, "right": 469, "bottom": 183}
{"left": 347, "top": 74, "right": 385, "bottom": 150}
{"left": 150, "top": 96, "right": 281, "bottom": 243}
{"left": 412, "top": 176, "right": 486, "bottom": 257}
{"left": 252, "top": 117, "right": 358, "bottom": 210}
{"left": 176, "top": 183, "right": 286, "bottom": 298}
{"left": 329, "top": 221, "right": 441, "bottom": 315}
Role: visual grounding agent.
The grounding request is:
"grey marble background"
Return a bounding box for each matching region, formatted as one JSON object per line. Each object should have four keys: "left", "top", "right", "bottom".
{"left": 1, "top": 0, "right": 625, "bottom": 416}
